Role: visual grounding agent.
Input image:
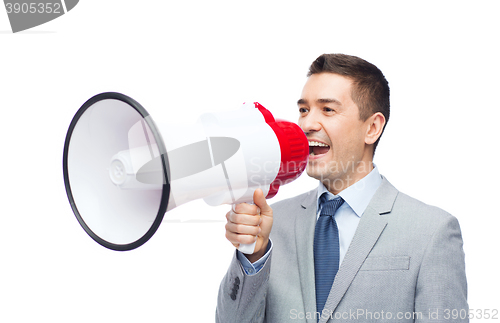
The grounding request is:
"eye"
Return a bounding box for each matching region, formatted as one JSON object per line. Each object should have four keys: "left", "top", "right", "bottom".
{"left": 323, "top": 107, "right": 334, "bottom": 113}
{"left": 299, "top": 107, "right": 308, "bottom": 114}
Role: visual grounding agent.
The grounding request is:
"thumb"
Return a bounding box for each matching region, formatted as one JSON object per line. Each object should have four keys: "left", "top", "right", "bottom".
{"left": 253, "top": 189, "right": 273, "bottom": 217}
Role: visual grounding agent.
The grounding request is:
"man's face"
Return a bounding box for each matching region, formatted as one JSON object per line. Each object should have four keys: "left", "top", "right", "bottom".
{"left": 298, "top": 72, "right": 372, "bottom": 192}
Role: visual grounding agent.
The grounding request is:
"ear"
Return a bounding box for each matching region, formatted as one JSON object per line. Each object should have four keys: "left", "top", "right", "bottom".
{"left": 364, "top": 112, "right": 386, "bottom": 145}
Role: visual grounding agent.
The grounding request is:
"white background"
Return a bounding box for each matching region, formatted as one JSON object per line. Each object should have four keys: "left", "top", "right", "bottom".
{"left": 1, "top": 1, "right": 499, "bottom": 322}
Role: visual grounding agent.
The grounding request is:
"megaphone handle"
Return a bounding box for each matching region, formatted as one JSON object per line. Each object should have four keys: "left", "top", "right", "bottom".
{"left": 233, "top": 203, "right": 258, "bottom": 255}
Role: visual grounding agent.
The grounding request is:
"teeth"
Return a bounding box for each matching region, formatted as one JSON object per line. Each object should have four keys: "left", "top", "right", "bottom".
{"left": 309, "top": 141, "right": 329, "bottom": 147}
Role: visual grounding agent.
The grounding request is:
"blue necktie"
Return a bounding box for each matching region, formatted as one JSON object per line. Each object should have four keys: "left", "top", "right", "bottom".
{"left": 314, "top": 194, "right": 344, "bottom": 316}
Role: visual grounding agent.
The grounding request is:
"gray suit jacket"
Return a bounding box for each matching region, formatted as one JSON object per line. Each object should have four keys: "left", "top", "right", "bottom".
{"left": 216, "top": 177, "right": 468, "bottom": 322}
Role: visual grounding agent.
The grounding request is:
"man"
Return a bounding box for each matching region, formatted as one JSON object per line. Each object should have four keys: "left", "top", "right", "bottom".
{"left": 216, "top": 54, "right": 468, "bottom": 322}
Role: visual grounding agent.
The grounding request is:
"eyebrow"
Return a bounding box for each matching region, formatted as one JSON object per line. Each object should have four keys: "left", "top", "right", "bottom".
{"left": 297, "top": 98, "right": 341, "bottom": 105}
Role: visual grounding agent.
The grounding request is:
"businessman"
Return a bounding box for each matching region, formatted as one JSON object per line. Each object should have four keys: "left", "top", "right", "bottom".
{"left": 216, "top": 54, "right": 468, "bottom": 322}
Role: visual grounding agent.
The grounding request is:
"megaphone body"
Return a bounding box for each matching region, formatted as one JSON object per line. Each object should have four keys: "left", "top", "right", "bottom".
{"left": 63, "top": 92, "right": 309, "bottom": 251}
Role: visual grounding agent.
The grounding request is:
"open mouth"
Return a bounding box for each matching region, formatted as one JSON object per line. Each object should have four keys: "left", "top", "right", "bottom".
{"left": 309, "top": 140, "right": 330, "bottom": 157}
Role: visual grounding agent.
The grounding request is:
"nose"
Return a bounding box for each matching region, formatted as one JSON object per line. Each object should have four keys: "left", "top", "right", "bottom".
{"left": 299, "top": 111, "right": 322, "bottom": 134}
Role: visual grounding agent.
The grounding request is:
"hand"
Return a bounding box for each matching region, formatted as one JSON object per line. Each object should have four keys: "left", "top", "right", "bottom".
{"left": 225, "top": 189, "right": 273, "bottom": 262}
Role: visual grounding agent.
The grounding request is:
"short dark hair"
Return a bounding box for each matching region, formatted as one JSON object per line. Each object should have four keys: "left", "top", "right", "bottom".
{"left": 308, "top": 53, "right": 390, "bottom": 152}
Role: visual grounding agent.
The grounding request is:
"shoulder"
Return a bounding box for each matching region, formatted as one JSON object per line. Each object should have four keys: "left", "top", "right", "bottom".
{"left": 372, "top": 176, "right": 461, "bottom": 235}
{"left": 374, "top": 179, "right": 465, "bottom": 255}
{"left": 394, "top": 191, "right": 452, "bottom": 220}
{"left": 376, "top": 176, "right": 452, "bottom": 221}
{"left": 386, "top": 184, "right": 460, "bottom": 235}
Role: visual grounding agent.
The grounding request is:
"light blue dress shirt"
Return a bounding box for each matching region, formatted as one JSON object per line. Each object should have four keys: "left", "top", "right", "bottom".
{"left": 237, "top": 166, "right": 382, "bottom": 276}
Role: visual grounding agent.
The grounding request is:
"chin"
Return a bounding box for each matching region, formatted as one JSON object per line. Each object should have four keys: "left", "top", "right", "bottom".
{"left": 306, "top": 164, "right": 327, "bottom": 182}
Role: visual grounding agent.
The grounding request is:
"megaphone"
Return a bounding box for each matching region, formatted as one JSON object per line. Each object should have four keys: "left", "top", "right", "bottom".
{"left": 63, "top": 92, "right": 309, "bottom": 252}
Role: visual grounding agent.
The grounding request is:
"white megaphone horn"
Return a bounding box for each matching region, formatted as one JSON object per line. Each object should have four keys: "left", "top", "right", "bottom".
{"left": 63, "top": 92, "right": 309, "bottom": 252}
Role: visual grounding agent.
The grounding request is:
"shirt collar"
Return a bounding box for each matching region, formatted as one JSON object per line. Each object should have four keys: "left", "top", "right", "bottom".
{"left": 316, "top": 164, "right": 382, "bottom": 217}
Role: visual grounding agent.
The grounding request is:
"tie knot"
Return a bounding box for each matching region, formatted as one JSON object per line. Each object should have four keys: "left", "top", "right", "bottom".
{"left": 320, "top": 195, "right": 344, "bottom": 217}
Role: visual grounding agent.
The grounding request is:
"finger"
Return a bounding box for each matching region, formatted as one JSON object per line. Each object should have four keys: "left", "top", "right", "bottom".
{"left": 253, "top": 189, "right": 273, "bottom": 217}
{"left": 225, "top": 231, "right": 258, "bottom": 245}
{"left": 227, "top": 209, "right": 262, "bottom": 226}
{"left": 232, "top": 202, "right": 260, "bottom": 215}
{"left": 226, "top": 221, "right": 261, "bottom": 236}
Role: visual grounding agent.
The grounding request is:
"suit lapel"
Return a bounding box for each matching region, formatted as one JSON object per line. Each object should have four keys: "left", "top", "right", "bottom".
{"left": 295, "top": 190, "right": 318, "bottom": 323}
{"left": 319, "top": 177, "right": 398, "bottom": 323}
